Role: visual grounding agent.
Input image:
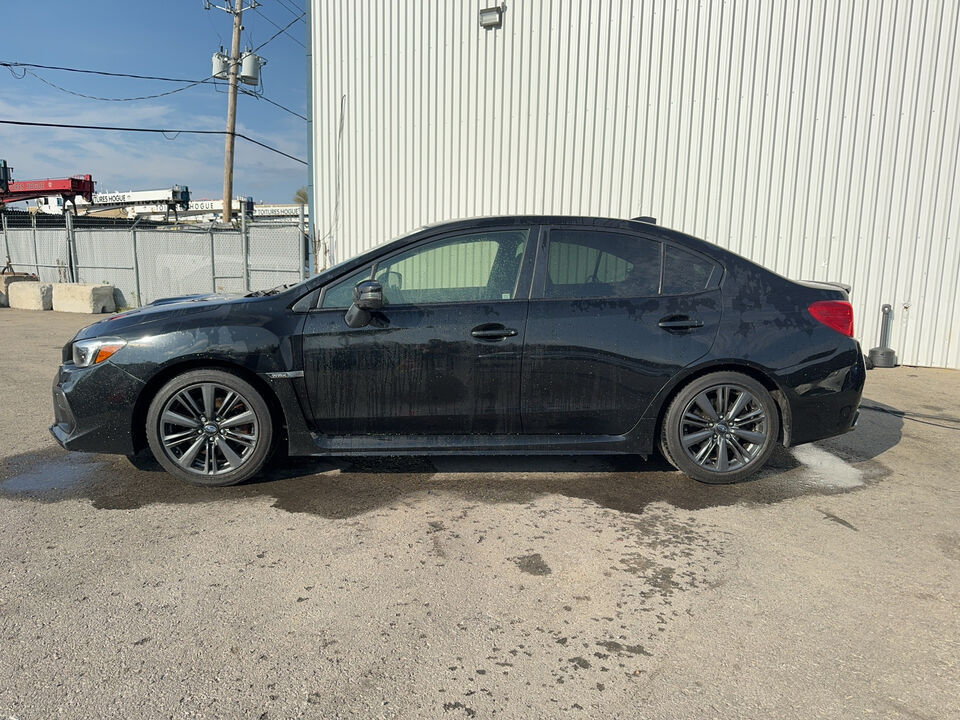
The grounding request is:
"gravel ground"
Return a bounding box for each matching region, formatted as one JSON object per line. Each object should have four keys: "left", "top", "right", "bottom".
{"left": 1, "top": 309, "right": 958, "bottom": 719}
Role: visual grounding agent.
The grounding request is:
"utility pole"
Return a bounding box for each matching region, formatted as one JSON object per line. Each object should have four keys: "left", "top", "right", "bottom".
{"left": 206, "top": 0, "right": 258, "bottom": 224}
{"left": 222, "top": 2, "right": 242, "bottom": 223}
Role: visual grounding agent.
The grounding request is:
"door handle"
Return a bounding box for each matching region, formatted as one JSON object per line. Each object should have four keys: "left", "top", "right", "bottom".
{"left": 471, "top": 324, "right": 518, "bottom": 340}
{"left": 658, "top": 316, "right": 704, "bottom": 330}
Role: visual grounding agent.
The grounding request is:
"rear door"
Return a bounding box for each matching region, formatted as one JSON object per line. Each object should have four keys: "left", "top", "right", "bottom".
{"left": 520, "top": 225, "right": 722, "bottom": 435}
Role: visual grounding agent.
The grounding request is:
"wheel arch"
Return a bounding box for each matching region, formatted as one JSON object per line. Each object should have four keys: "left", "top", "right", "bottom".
{"left": 130, "top": 358, "right": 286, "bottom": 454}
{"left": 649, "top": 361, "right": 792, "bottom": 449}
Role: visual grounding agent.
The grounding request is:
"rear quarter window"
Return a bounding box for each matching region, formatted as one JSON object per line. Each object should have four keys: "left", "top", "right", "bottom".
{"left": 661, "top": 244, "right": 720, "bottom": 295}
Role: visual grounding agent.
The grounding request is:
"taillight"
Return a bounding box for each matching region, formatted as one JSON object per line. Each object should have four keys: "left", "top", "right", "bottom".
{"left": 808, "top": 300, "right": 854, "bottom": 337}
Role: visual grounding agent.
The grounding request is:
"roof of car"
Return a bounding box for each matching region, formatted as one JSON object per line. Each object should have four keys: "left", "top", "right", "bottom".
{"left": 418, "top": 214, "right": 714, "bottom": 248}
{"left": 419, "top": 214, "right": 672, "bottom": 234}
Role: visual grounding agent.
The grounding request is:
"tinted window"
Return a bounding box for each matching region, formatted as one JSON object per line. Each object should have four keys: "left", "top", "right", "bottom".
{"left": 545, "top": 229, "right": 661, "bottom": 299}
{"left": 320, "top": 266, "right": 373, "bottom": 309}
{"left": 661, "top": 245, "right": 718, "bottom": 294}
{"left": 373, "top": 230, "right": 528, "bottom": 305}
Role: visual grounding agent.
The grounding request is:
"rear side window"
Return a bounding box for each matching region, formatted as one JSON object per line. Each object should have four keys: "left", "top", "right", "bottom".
{"left": 661, "top": 245, "right": 719, "bottom": 294}
{"left": 545, "top": 229, "right": 661, "bottom": 299}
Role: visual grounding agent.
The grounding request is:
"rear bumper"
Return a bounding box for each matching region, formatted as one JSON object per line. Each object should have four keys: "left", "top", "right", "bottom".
{"left": 784, "top": 346, "right": 866, "bottom": 446}
{"left": 50, "top": 362, "right": 144, "bottom": 455}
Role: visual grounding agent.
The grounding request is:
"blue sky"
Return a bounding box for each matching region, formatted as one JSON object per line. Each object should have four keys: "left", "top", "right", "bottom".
{"left": 0, "top": 0, "right": 307, "bottom": 204}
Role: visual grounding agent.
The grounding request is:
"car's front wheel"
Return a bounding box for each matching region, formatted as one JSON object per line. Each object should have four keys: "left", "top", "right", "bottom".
{"left": 146, "top": 369, "right": 273, "bottom": 486}
{"left": 661, "top": 371, "right": 779, "bottom": 484}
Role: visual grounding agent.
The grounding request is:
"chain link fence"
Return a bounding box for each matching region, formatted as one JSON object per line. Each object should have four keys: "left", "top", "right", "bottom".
{"left": 1, "top": 212, "right": 307, "bottom": 308}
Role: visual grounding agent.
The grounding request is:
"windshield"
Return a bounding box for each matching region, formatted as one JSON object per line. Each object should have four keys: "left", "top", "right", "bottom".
{"left": 245, "top": 283, "right": 297, "bottom": 297}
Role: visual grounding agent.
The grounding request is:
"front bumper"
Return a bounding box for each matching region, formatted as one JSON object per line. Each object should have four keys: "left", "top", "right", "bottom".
{"left": 50, "top": 361, "right": 145, "bottom": 455}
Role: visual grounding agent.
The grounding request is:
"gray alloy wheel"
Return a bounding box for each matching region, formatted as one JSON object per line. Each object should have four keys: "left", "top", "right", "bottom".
{"left": 146, "top": 369, "right": 273, "bottom": 486}
{"left": 661, "top": 371, "right": 779, "bottom": 484}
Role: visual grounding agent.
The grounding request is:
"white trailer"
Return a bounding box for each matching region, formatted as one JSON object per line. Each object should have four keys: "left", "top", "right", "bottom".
{"left": 36, "top": 186, "right": 190, "bottom": 219}
{"left": 130, "top": 197, "right": 254, "bottom": 223}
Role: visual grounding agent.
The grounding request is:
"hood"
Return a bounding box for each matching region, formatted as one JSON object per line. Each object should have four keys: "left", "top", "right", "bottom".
{"left": 146, "top": 292, "right": 243, "bottom": 306}
{"left": 72, "top": 292, "right": 249, "bottom": 341}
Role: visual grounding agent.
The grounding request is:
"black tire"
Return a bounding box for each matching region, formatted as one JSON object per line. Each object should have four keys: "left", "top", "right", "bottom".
{"left": 661, "top": 371, "right": 779, "bottom": 484}
{"left": 125, "top": 448, "right": 162, "bottom": 472}
{"left": 145, "top": 369, "right": 274, "bottom": 487}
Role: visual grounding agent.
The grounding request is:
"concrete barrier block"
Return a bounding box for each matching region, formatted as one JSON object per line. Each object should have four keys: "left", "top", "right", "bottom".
{"left": 52, "top": 283, "right": 117, "bottom": 314}
{"left": 8, "top": 281, "right": 53, "bottom": 310}
{"left": 0, "top": 275, "right": 38, "bottom": 308}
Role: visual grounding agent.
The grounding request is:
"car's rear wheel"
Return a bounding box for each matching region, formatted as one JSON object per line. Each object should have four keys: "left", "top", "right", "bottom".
{"left": 146, "top": 369, "right": 273, "bottom": 487}
{"left": 661, "top": 371, "right": 779, "bottom": 484}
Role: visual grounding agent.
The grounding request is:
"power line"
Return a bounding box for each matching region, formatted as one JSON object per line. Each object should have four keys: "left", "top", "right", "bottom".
{"left": 13, "top": 68, "right": 209, "bottom": 102}
{"left": 252, "top": 6, "right": 305, "bottom": 47}
{"left": 2, "top": 60, "right": 306, "bottom": 121}
{"left": 1, "top": 15, "right": 303, "bottom": 82}
{"left": 205, "top": 9, "right": 226, "bottom": 47}
{"left": 1, "top": 12, "right": 305, "bottom": 105}
{"left": 238, "top": 87, "right": 307, "bottom": 121}
{"left": 250, "top": 12, "right": 305, "bottom": 54}
{"left": 0, "top": 61, "right": 211, "bottom": 84}
{"left": 0, "top": 119, "right": 307, "bottom": 165}
{"left": 272, "top": 0, "right": 306, "bottom": 23}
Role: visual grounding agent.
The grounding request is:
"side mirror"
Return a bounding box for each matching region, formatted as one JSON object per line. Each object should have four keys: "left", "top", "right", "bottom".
{"left": 354, "top": 280, "right": 383, "bottom": 310}
{"left": 344, "top": 280, "right": 383, "bottom": 328}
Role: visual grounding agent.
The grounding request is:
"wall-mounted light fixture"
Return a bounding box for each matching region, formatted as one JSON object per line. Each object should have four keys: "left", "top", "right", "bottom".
{"left": 479, "top": 4, "right": 504, "bottom": 29}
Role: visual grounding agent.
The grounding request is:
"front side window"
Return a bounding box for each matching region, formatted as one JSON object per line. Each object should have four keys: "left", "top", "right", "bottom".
{"left": 320, "top": 266, "right": 373, "bottom": 309}
{"left": 372, "top": 229, "right": 529, "bottom": 306}
{"left": 544, "top": 229, "right": 661, "bottom": 299}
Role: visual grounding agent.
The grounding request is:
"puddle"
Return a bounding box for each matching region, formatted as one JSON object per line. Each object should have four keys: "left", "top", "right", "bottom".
{"left": 512, "top": 553, "right": 552, "bottom": 575}
{"left": 0, "top": 395, "right": 899, "bottom": 518}
{"left": 0, "top": 451, "right": 104, "bottom": 493}
{"left": 790, "top": 444, "right": 864, "bottom": 489}
{"left": 0, "top": 440, "right": 891, "bottom": 519}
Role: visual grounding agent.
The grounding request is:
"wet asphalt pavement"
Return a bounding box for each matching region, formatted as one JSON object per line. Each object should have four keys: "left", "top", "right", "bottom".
{"left": 1, "top": 309, "right": 958, "bottom": 719}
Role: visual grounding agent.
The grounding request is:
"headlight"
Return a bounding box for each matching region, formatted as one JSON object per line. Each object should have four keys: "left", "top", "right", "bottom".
{"left": 72, "top": 337, "right": 127, "bottom": 368}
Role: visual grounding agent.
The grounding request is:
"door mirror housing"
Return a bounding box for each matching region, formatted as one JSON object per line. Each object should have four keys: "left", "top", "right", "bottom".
{"left": 354, "top": 280, "right": 383, "bottom": 310}
{"left": 344, "top": 280, "right": 383, "bottom": 328}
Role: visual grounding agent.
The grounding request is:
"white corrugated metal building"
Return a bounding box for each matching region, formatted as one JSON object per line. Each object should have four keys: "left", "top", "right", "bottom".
{"left": 308, "top": 0, "right": 960, "bottom": 369}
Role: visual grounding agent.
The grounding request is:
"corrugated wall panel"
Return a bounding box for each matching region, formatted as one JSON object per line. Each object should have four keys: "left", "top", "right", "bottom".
{"left": 310, "top": 0, "right": 960, "bottom": 368}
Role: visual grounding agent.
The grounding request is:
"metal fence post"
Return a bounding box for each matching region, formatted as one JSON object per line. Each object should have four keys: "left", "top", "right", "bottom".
{"left": 31, "top": 212, "right": 40, "bottom": 278}
{"left": 1, "top": 212, "right": 9, "bottom": 267}
{"left": 131, "top": 227, "right": 142, "bottom": 307}
{"left": 241, "top": 212, "right": 250, "bottom": 293}
{"left": 298, "top": 205, "right": 307, "bottom": 281}
{"left": 64, "top": 211, "right": 76, "bottom": 282}
{"left": 210, "top": 230, "right": 217, "bottom": 293}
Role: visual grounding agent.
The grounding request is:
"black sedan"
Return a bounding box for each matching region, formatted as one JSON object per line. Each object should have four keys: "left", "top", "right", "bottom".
{"left": 51, "top": 216, "right": 865, "bottom": 486}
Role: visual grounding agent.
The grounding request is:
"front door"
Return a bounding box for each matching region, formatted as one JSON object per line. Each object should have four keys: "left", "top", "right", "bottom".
{"left": 302, "top": 228, "right": 535, "bottom": 435}
{"left": 521, "top": 226, "right": 722, "bottom": 435}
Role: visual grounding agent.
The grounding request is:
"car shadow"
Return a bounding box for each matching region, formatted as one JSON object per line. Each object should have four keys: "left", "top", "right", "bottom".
{"left": 0, "top": 396, "right": 902, "bottom": 519}
{"left": 816, "top": 397, "right": 904, "bottom": 462}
